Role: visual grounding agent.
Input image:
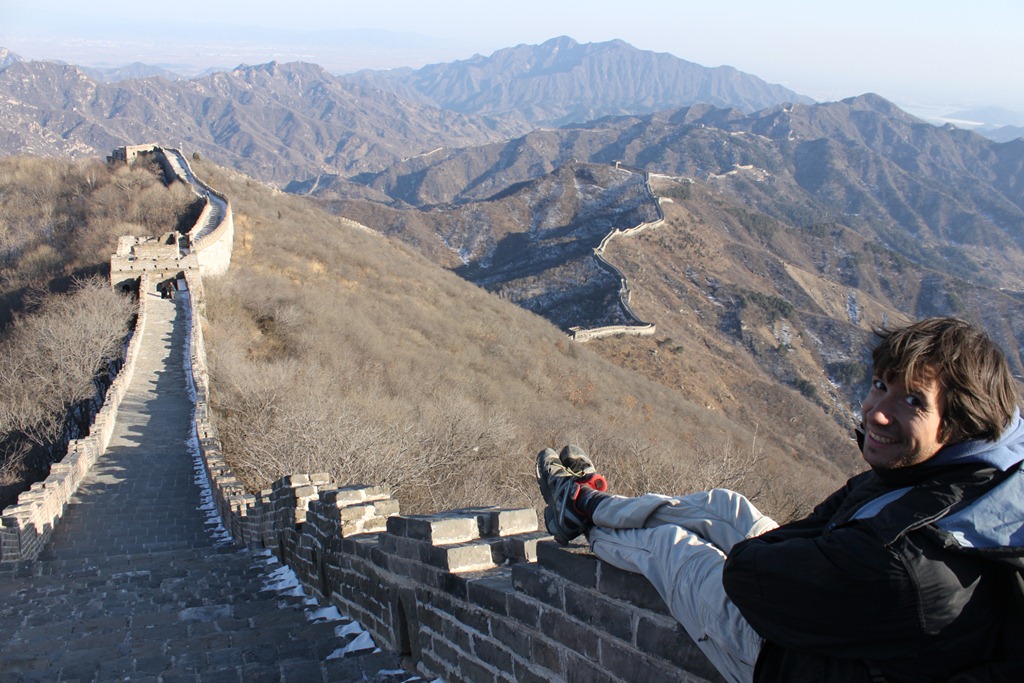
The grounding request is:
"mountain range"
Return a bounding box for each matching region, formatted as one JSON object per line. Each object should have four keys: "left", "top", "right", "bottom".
{"left": 301, "top": 93, "right": 1024, "bottom": 428}
{"left": 303, "top": 93, "right": 1024, "bottom": 297}
{"left": 345, "top": 36, "right": 814, "bottom": 128}
{"left": 1, "top": 37, "right": 1023, "bottom": 470}
{"left": 0, "top": 38, "right": 810, "bottom": 183}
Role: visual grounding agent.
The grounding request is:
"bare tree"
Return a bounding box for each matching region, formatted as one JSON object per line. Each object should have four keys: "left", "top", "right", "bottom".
{"left": 0, "top": 278, "right": 135, "bottom": 480}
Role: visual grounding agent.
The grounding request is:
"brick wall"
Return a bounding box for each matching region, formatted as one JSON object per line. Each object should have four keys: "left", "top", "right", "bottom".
{"left": 3, "top": 142, "right": 235, "bottom": 562}
{"left": 109, "top": 146, "right": 234, "bottom": 285}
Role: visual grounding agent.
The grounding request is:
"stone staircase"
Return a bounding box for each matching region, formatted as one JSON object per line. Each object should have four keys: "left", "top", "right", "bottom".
{"left": 0, "top": 292, "right": 423, "bottom": 682}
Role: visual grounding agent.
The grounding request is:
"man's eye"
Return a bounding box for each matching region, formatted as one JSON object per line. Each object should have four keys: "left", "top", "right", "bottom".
{"left": 904, "top": 395, "right": 922, "bottom": 407}
{"left": 872, "top": 379, "right": 886, "bottom": 391}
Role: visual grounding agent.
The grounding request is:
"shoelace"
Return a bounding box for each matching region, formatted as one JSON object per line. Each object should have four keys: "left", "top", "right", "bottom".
{"left": 552, "top": 463, "right": 606, "bottom": 523}
{"left": 555, "top": 477, "right": 584, "bottom": 527}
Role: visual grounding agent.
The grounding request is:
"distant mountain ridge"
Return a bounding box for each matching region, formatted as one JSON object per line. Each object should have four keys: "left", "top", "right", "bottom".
{"left": 0, "top": 58, "right": 513, "bottom": 182}
{"left": 344, "top": 36, "right": 814, "bottom": 128}
{"left": 0, "top": 48, "right": 19, "bottom": 70}
{"left": 81, "top": 62, "right": 183, "bottom": 83}
{"left": 0, "top": 39, "right": 813, "bottom": 182}
{"left": 942, "top": 106, "right": 1024, "bottom": 143}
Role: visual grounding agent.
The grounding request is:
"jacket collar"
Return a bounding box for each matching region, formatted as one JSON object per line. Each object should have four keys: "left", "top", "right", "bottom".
{"left": 928, "top": 409, "right": 1024, "bottom": 472}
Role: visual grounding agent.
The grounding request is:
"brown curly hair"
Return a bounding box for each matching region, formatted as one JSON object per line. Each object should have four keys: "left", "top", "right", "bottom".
{"left": 872, "top": 317, "right": 1019, "bottom": 444}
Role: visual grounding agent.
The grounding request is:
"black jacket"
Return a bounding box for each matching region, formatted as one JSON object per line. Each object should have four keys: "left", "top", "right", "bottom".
{"left": 723, "top": 453, "right": 1024, "bottom": 682}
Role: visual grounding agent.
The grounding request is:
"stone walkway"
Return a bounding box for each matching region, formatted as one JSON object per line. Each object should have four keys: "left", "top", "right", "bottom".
{"left": 0, "top": 292, "right": 419, "bottom": 682}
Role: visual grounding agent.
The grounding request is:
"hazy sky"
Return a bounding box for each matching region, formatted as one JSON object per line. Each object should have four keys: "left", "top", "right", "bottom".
{"left": 2, "top": 0, "right": 1022, "bottom": 116}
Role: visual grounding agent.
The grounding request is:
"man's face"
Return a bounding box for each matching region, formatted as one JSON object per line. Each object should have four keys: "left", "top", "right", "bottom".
{"left": 861, "top": 368, "right": 947, "bottom": 469}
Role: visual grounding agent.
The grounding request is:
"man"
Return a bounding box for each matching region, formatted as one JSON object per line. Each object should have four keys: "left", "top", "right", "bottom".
{"left": 537, "top": 317, "right": 1024, "bottom": 682}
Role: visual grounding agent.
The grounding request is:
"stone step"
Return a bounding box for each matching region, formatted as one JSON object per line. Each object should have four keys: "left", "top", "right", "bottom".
{"left": 0, "top": 544, "right": 425, "bottom": 682}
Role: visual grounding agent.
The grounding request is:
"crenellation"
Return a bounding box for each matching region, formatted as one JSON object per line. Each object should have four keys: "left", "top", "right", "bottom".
{"left": 321, "top": 483, "right": 392, "bottom": 506}
{"left": 482, "top": 507, "right": 539, "bottom": 536}
{"left": 389, "top": 513, "right": 485, "bottom": 545}
{"left": 315, "top": 498, "right": 398, "bottom": 538}
{"left": 381, "top": 533, "right": 497, "bottom": 573}
{"left": 500, "top": 529, "right": 547, "bottom": 563}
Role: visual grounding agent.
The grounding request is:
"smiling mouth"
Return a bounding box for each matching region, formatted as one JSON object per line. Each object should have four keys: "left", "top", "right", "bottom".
{"left": 868, "top": 431, "right": 900, "bottom": 445}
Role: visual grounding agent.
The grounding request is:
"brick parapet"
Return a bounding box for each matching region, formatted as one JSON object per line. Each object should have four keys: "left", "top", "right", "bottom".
{"left": 185, "top": 406, "right": 721, "bottom": 681}
{"left": 164, "top": 147, "right": 234, "bottom": 277}
{"left": 0, "top": 272, "right": 151, "bottom": 562}
{"left": 108, "top": 146, "right": 234, "bottom": 284}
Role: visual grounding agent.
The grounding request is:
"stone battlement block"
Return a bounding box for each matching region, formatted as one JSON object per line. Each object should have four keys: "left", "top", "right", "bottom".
{"left": 309, "top": 472, "right": 332, "bottom": 486}
{"left": 501, "top": 530, "right": 550, "bottom": 563}
{"left": 386, "top": 507, "right": 539, "bottom": 547}
{"left": 380, "top": 533, "right": 500, "bottom": 573}
{"left": 477, "top": 507, "right": 539, "bottom": 536}
{"left": 273, "top": 474, "right": 312, "bottom": 490}
{"left": 320, "top": 485, "right": 392, "bottom": 507}
{"left": 387, "top": 514, "right": 481, "bottom": 545}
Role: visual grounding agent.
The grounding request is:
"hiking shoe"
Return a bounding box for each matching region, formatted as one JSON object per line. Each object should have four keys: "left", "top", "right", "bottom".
{"left": 537, "top": 447, "right": 592, "bottom": 545}
{"left": 558, "top": 445, "right": 608, "bottom": 492}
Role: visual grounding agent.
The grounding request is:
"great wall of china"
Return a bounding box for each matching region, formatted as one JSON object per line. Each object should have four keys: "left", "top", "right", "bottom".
{"left": 0, "top": 146, "right": 721, "bottom": 682}
{"left": 570, "top": 164, "right": 664, "bottom": 343}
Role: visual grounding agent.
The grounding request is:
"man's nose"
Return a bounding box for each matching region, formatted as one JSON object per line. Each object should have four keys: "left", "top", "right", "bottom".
{"left": 866, "top": 399, "right": 893, "bottom": 425}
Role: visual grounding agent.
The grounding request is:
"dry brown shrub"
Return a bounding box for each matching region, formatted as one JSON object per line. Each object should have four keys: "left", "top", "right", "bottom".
{"left": 0, "top": 155, "right": 199, "bottom": 306}
{"left": 0, "top": 278, "right": 135, "bottom": 505}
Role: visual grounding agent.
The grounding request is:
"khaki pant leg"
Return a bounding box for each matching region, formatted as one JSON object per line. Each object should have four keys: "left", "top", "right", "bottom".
{"left": 592, "top": 489, "right": 778, "bottom": 552}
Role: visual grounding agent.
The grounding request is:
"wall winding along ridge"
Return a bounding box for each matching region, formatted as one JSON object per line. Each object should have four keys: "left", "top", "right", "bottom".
{"left": 109, "top": 147, "right": 234, "bottom": 289}
{"left": 571, "top": 166, "right": 664, "bottom": 342}
{"left": 1, "top": 144, "right": 230, "bottom": 562}
{"left": 4, "top": 146, "right": 720, "bottom": 682}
